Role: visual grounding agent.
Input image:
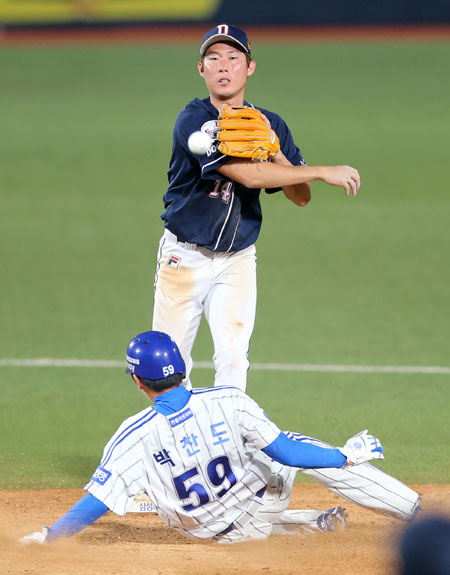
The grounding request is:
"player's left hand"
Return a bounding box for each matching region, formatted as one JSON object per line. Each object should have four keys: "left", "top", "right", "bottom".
{"left": 217, "top": 105, "right": 280, "bottom": 161}
{"left": 339, "top": 430, "right": 384, "bottom": 466}
{"left": 19, "top": 526, "right": 48, "bottom": 545}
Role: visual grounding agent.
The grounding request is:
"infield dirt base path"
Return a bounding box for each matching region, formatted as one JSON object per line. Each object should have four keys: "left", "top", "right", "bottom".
{"left": 1, "top": 483, "right": 449, "bottom": 575}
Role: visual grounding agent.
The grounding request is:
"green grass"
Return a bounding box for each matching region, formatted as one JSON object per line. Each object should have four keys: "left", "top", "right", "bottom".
{"left": 0, "top": 40, "right": 449, "bottom": 488}
{"left": 1, "top": 366, "right": 448, "bottom": 488}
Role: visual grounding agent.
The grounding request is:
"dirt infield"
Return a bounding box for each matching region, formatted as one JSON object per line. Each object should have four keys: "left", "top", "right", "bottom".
{"left": 1, "top": 484, "right": 449, "bottom": 575}
{"left": 1, "top": 24, "right": 450, "bottom": 45}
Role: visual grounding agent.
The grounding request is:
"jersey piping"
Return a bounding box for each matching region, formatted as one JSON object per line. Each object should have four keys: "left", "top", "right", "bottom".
{"left": 101, "top": 409, "right": 158, "bottom": 467}
{"left": 201, "top": 152, "right": 228, "bottom": 174}
{"left": 213, "top": 188, "right": 235, "bottom": 251}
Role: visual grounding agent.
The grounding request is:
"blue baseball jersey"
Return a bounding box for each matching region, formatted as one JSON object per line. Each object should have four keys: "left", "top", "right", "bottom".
{"left": 161, "top": 97, "right": 306, "bottom": 252}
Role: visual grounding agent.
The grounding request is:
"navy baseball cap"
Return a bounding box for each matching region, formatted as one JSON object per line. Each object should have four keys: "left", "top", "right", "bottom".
{"left": 200, "top": 24, "right": 251, "bottom": 57}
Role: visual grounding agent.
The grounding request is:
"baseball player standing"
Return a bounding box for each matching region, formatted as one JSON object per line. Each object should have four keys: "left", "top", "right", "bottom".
{"left": 20, "top": 331, "right": 420, "bottom": 545}
{"left": 152, "top": 24, "right": 361, "bottom": 391}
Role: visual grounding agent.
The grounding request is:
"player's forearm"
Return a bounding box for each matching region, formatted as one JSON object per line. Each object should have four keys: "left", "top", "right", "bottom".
{"left": 262, "top": 432, "right": 347, "bottom": 469}
{"left": 218, "top": 159, "right": 325, "bottom": 189}
{"left": 274, "top": 149, "right": 311, "bottom": 206}
{"left": 282, "top": 183, "right": 311, "bottom": 206}
{"left": 218, "top": 159, "right": 360, "bottom": 196}
{"left": 46, "top": 493, "right": 109, "bottom": 541}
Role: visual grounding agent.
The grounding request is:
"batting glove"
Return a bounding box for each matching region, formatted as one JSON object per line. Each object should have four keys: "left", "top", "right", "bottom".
{"left": 339, "top": 430, "right": 384, "bottom": 466}
{"left": 19, "top": 526, "right": 48, "bottom": 545}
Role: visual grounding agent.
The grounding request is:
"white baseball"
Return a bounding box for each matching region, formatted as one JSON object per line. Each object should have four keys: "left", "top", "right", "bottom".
{"left": 188, "top": 131, "right": 212, "bottom": 155}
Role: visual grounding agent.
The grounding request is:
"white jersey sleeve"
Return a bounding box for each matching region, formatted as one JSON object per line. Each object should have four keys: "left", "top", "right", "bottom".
{"left": 229, "top": 388, "right": 280, "bottom": 451}
{"left": 85, "top": 406, "right": 156, "bottom": 516}
{"left": 85, "top": 386, "right": 282, "bottom": 538}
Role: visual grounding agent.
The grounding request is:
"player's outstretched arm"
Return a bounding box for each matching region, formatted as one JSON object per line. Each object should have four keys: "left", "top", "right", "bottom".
{"left": 218, "top": 159, "right": 360, "bottom": 197}
{"left": 262, "top": 430, "right": 384, "bottom": 469}
{"left": 19, "top": 492, "right": 109, "bottom": 544}
{"left": 262, "top": 432, "right": 347, "bottom": 469}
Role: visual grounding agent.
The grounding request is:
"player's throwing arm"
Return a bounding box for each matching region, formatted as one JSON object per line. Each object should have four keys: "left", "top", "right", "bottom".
{"left": 215, "top": 107, "right": 360, "bottom": 197}
{"left": 318, "top": 165, "right": 360, "bottom": 196}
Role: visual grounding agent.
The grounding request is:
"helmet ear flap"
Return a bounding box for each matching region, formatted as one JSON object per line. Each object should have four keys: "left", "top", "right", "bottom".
{"left": 125, "top": 331, "right": 186, "bottom": 381}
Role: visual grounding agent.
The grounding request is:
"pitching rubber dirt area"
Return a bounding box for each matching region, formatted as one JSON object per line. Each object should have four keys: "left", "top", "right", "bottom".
{"left": 1, "top": 483, "right": 449, "bottom": 575}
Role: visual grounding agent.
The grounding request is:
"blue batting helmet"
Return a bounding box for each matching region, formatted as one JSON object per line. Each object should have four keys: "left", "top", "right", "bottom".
{"left": 125, "top": 331, "right": 186, "bottom": 381}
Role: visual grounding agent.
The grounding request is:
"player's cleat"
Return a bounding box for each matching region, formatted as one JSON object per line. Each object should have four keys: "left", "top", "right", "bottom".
{"left": 317, "top": 507, "right": 347, "bottom": 532}
{"left": 406, "top": 499, "right": 422, "bottom": 523}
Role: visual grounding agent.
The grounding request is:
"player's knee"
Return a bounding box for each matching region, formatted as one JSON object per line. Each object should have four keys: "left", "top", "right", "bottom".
{"left": 214, "top": 355, "right": 249, "bottom": 390}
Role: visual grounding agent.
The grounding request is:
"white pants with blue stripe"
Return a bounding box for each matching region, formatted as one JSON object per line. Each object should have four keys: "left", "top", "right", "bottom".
{"left": 216, "top": 434, "right": 420, "bottom": 543}
{"left": 286, "top": 432, "right": 419, "bottom": 521}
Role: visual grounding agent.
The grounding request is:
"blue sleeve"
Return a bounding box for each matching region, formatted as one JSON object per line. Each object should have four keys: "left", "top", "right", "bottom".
{"left": 46, "top": 492, "right": 109, "bottom": 541}
{"left": 276, "top": 116, "right": 305, "bottom": 167}
{"left": 262, "top": 432, "right": 347, "bottom": 469}
{"left": 261, "top": 111, "right": 306, "bottom": 194}
{"left": 175, "top": 110, "right": 228, "bottom": 181}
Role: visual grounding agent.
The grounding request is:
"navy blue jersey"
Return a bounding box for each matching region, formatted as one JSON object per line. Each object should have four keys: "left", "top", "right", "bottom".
{"left": 161, "top": 97, "right": 305, "bottom": 252}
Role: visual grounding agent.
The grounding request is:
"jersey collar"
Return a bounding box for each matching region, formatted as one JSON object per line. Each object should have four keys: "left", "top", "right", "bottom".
{"left": 153, "top": 385, "right": 191, "bottom": 416}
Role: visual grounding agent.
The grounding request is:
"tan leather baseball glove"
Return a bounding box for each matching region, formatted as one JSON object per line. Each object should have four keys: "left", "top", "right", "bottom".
{"left": 217, "top": 105, "right": 280, "bottom": 161}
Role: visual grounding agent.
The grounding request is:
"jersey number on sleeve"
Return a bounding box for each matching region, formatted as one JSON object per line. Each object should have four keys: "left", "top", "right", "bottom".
{"left": 173, "top": 455, "right": 236, "bottom": 512}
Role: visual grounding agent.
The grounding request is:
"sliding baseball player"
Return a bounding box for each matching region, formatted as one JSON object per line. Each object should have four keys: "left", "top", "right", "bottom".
{"left": 20, "top": 331, "right": 420, "bottom": 545}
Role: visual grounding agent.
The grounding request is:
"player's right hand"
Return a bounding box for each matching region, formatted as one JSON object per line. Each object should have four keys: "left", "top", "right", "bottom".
{"left": 19, "top": 526, "right": 48, "bottom": 545}
{"left": 339, "top": 430, "right": 384, "bottom": 466}
{"left": 321, "top": 165, "right": 361, "bottom": 196}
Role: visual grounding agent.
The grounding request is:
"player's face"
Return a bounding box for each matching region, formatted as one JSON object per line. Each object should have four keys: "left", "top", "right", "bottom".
{"left": 198, "top": 43, "right": 256, "bottom": 107}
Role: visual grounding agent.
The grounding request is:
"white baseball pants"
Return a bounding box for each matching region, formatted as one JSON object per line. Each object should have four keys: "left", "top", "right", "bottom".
{"left": 152, "top": 229, "right": 257, "bottom": 391}
{"left": 216, "top": 436, "right": 420, "bottom": 543}
{"left": 288, "top": 433, "right": 420, "bottom": 521}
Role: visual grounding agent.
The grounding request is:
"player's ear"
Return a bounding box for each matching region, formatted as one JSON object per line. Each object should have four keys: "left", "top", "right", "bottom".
{"left": 247, "top": 59, "right": 256, "bottom": 77}
{"left": 198, "top": 61, "right": 205, "bottom": 78}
